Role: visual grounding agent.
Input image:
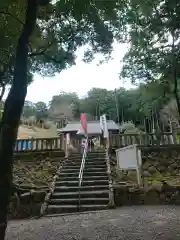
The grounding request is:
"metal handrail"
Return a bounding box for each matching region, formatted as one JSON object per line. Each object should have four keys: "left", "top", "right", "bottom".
{"left": 78, "top": 137, "right": 88, "bottom": 211}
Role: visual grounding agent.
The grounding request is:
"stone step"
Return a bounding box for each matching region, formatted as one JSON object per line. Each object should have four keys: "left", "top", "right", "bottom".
{"left": 54, "top": 185, "right": 109, "bottom": 192}
{"left": 56, "top": 176, "right": 78, "bottom": 181}
{"left": 83, "top": 175, "right": 108, "bottom": 180}
{"left": 68, "top": 152, "right": 106, "bottom": 158}
{"left": 63, "top": 164, "right": 106, "bottom": 170}
{"left": 86, "top": 157, "right": 106, "bottom": 161}
{"left": 51, "top": 190, "right": 109, "bottom": 199}
{"left": 67, "top": 156, "right": 81, "bottom": 160}
{"left": 61, "top": 167, "right": 107, "bottom": 173}
{"left": 50, "top": 197, "right": 109, "bottom": 205}
{"left": 60, "top": 168, "right": 80, "bottom": 173}
{"left": 85, "top": 167, "right": 107, "bottom": 171}
{"left": 68, "top": 151, "right": 106, "bottom": 157}
{"left": 58, "top": 171, "right": 107, "bottom": 178}
{"left": 83, "top": 171, "right": 107, "bottom": 176}
{"left": 61, "top": 165, "right": 81, "bottom": 169}
{"left": 64, "top": 161, "right": 106, "bottom": 167}
{"left": 86, "top": 156, "right": 106, "bottom": 159}
{"left": 87, "top": 152, "right": 105, "bottom": 156}
{"left": 55, "top": 179, "right": 109, "bottom": 186}
{"left": 66, "top": 157, "right": 106, "bottom": 162}
{"left": 56, "top": 175, "right": 108, "bottom": 182}
{"left": 47, "top": 204, "right": 108, "bottom": 214}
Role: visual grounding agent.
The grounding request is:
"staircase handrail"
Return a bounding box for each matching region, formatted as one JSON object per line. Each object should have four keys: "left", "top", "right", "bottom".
{"left": 78, "top": 137, "right": 88, "bottom": 211}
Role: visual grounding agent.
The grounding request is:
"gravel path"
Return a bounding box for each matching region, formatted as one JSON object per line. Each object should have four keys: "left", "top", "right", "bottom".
{"left": 6, "top": 206, "right": 180, "bottom": 240}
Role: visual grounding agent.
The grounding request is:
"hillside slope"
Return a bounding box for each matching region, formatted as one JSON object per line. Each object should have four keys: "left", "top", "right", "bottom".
{"left": 17, "top": 124, "right": 58, "bottom": 138}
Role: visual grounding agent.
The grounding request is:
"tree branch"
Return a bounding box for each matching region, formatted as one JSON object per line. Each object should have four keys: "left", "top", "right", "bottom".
{"left": 44, "top": 53, "right": 62, "bottom": 64}
{"left": 28, "top": 41, "right": 54, "bottom": 57}
{"left": 0, "top": 84, "right": 6, "bottom": 102}
{"left": 0, "top": 11, "right": 24, "bottom": 25}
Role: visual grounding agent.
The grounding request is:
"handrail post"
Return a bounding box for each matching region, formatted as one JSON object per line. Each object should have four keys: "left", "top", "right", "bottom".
{"left": 78, "top": 137, "right": 88, "bottom": 212}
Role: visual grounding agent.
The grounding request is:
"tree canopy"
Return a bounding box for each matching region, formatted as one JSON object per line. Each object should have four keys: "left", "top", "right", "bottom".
{"left": 119, "top": 0, "right": 180, "bottom": 115}
{"left": 22, "top": 83, "right": 172, "bottom": 132}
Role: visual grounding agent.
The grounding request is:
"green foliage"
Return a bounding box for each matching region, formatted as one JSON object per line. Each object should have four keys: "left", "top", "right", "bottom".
{"left": 3, "top": 0, "right": 177, "bottom": 128}
{"left": 120, "top": 121, "right": 135, "bottom": 131}
{"left": 47, "top": 82, "right": 169, "bottom": 126}
{"left": 29, "top": 0, "right": 120, "bottom": 76}
{"left": 35, "top": 101, "right": 47, "bottom": 112}
{"left": 0, "top": 0, "right": 120, "bottom": 93}
{"left": 77, "top": 85, "right": 168, "bottom": 123}
{"left": 22, "top": 100, "right": 48, "bottom": 121}
{"left": 22, "top": 101, "right": 35, "bottom": 117}
{"left": 48, "top": 92, "right": 80, "bottom": 120}
{"left": 119, "top": 0, "right": 180, "bottom": 114}
{"left": 120, "top": 121, "right": 141, "bottom": 133}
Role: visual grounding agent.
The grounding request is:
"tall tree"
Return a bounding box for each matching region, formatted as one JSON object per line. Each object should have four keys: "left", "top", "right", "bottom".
{"left": 22, "top": 100, "right": 35, "bottom": 118}
{"left": 49, "top": 92, "right": 80, "bottom": 120}
{"left": 0, "top": 0, "right": 41, "bottom": 238}
{"left": 120, "top": 0, "right": 180, "bottom": 116}
{"left": 35, "top": 101, "right": 48, "bottom": 121}
{"left": 0, "top": 0, "right": 119, "bottom": 238}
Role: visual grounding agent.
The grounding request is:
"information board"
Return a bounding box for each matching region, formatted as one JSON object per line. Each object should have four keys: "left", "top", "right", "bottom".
{"left": 116, "top": 144, "right": 142, "bottom": 185}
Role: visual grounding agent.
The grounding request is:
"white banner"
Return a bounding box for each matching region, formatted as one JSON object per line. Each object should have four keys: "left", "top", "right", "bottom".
{"left": 100, "top": 114, "right": 109, "bottom": 138}
{"left": 66, "top": 133, "right": 70, "bottom": 145}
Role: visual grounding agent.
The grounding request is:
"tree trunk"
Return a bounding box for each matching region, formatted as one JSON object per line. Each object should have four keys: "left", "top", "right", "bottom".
{"left": 0, "top": 1, "right": 38, "bottom": 239}
{"left": 173, "top": 76, "right": 180, "bottom": 121}
{"left": 172, "top": 63, "right": 180, "bottom": 121}
{"left": 171, "top": 33, "right": 180, "bottom": 121}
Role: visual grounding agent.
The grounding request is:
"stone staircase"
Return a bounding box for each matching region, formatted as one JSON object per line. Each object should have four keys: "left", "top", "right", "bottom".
{"left": 46, "top": 151, "right": 109, "bottom": 214}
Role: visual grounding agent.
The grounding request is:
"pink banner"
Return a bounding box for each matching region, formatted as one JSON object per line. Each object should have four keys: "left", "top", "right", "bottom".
{"left": 80, "top": 113, "right": 87, "bottom": 134}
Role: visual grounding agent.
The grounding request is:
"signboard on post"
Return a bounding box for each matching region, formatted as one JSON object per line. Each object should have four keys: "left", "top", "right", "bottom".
{"left": 116, "top": 144, "right": 142, "bottom": 186}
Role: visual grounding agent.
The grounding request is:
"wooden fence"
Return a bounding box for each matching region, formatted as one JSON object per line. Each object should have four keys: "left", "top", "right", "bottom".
{"left": 14, "top": 132, "right": 180, "bottom": 152}
{"left": 109, "top": 132, "right": 178, "bottom": 148}
{"left": 14, "top": 136, "right": 64, "bottom": 152}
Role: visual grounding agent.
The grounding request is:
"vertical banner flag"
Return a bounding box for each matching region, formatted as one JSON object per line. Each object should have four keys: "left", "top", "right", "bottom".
{"left": 80, "top": 112, "right": 87, "bottom": 136}
{"left": 100, "top": 114, "right": 109, "bottom": 138}
{"left": 66, "top": 133, "right": 70, "bottom": 145}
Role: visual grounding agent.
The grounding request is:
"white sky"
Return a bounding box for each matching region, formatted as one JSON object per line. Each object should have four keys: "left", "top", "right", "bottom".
{"left": 5, "top": 43, "right": 132, "bottom": 103}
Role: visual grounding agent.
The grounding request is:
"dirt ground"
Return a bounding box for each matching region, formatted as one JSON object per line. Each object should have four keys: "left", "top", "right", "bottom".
{"left": 6, "top": 206, "right": 180, "bottom": 240}
{"left": 17, "top": 124, "right": 58, "bottom": 138}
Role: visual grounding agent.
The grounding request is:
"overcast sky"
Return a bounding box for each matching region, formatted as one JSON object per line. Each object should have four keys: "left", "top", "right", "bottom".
{"left": 5, "top": 42, "right": 132, "bottom": 103}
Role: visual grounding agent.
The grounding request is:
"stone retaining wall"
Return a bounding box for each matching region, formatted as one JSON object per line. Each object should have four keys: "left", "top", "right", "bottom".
{"left": 111, "top": 145, "right": 180, "bottom": 186}
{"left": 111, "top": 145, "right": 180, "bottom": 206}
{"left": 13, "top": 150, "right": 65, "bottom": 187}
{"left": 10, "top": 150, "right": 65, "bottom": 219}
{"left": 114, "top": 182, "right": 180, "bottom": 206}
{"left": 142, "top": 146, "right": 180, "bottom": 180}
{"left": 9, "top": 191, "right": 46, "bottom": 219}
